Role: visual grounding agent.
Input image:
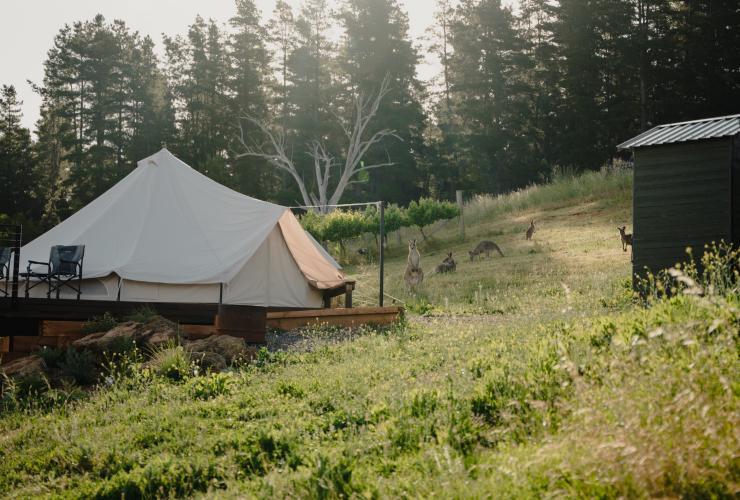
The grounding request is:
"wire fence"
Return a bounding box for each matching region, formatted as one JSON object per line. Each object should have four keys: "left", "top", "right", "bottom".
{"left": 289, "top": 201, "right": 387, "bottom": 307}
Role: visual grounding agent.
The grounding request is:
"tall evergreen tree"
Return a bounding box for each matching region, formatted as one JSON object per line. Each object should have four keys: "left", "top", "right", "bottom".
{"left": 447, "top": 0, "right": 536, "bottom": 191}
{"left": 340, "top": 0, "right": 426, "bottom": 204}
{"left": 228, "top": 0, "right": 273, "bottom": 198}
{"left": 0, "top": 85, "right": 39, "bottom": 218}
{"left": 128, "top": 35, "right": 177, "bottom": 162}
{"left": 276, "top": 0, "right": 338, "bottom": 204}
{"left": 668, "top": 0, "right": 740, "bottom": 121}
{"left": 164, "top": 17, "right": 231, "bottom": 181}
{"left": 267, "top": 0, "right": 297, "bottom": 131}
{"left": 37, "top": 15, "right": 176, "bottom": 211}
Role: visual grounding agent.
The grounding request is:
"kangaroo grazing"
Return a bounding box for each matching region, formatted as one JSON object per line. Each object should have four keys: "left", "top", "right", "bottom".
{"left": 469, "top": 240, "right": 505, "bottom": 261}
{"left": 433, "top": 252, "right": 457, "bottom": 274}
{"left": 618, "top": 226, "right": 633, "bottom": 252}
{"left": 404, "top": 240, "right": 424, "bottom": 290}
{"left": 525, "top": 220, "right": 536, "bottom": 240}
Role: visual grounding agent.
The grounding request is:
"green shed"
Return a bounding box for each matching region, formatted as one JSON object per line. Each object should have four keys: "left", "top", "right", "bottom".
{"left": 617, "top": 114, "right": 740, "bottom": 279}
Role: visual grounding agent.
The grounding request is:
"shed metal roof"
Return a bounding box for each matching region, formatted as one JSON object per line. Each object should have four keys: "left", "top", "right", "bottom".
{"left": 617, "top": 113, "right": 740, "bottom": 150}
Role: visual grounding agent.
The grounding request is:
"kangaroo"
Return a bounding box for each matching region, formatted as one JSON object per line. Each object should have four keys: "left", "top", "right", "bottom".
{"left": 404, "top": 240, "right": 424, "bottom": 290}
{"left": 525, "top": 220, "right": 536, "bottom": 240}
{"left": 433, "top": 252, "right": 456, "bottom": 274}
{"left": 469, "top": 240, "right": 505, "bottom": 261}
{"left": 618, "top": 226, "right": 633, "bottom": 252}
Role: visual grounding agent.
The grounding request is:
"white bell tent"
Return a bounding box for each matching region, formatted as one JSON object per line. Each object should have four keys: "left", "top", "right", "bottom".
{"left": 20, "top": 149, "right": 347, "bottom": 308}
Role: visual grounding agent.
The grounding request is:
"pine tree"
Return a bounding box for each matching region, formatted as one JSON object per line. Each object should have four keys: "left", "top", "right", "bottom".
{"left": 278, "top": 0, "right": 338, "bottom": 204}
{"left": 668, "top": 0, "right": 740, "bottom": 121}
{"left": 447, "top": 0, "right": 535, "bottom": 191}
{"left": 228, "top": 0, "right": 272, "bottom": 198}
{"left": 128, "top": 35, "right": 177, "bottom": 161}
{"left": 267, "top": 0, "right": 297, "bottom": 131}
{"left": 340, "top": 0, "right": 426, "bottom": 204}
{"left": 0, "top": 85, "right": 39, "bottom": 218}
{"left": 37, "top": 15, "right": 176, "bottom": 210}
{"left": 165, "top": 16, "right": 231, "bottom": 181}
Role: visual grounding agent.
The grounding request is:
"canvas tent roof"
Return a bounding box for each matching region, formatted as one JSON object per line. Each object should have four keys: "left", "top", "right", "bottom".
{"left": 21, "top": 148, "right": 346, "bottom": 291}
{"left": 306, "top": 231, "right": 342, "bottom": 270}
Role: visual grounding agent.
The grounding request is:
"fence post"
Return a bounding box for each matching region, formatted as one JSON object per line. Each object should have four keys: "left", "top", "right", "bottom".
{"left": 379, "top": 201, "right": 385, "bottom": 307}
{"left": 456, "top": 190, "right": 465, "bottom": 240}
{"left": 11, "top": 224, "right": 21, "bottom": 307}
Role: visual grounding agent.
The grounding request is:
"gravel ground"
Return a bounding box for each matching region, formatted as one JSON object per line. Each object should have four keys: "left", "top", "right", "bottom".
{"left": 263, "top": 314, "right": 503, "bottom": 353}
{"left": 265, "top": 325, "right": 378, "bottom": 352}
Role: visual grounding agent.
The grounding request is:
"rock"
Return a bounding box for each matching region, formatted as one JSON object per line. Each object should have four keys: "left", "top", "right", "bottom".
{"left": 191, "top": 351, "right": 227, "bottom": 371}
{"left": 185, "top": 335, "right": 256, "bottom": 365}
{"left": 72, "top": 317, "right": 178, "bottom": 353}
{"left": 73, "top": 321, "right": 140, "bottom": 352}
{"left": 68, "top": 316, "right": 256, "bottom": 372}
{"left": 1, "top": 355, "right": 47, "bottom": 380}
{"left": 139, "top": 317, "right": 179, "bottom": 347}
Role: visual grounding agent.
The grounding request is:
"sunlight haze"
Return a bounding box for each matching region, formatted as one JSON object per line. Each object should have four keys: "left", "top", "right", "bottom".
{"left": 1, "top": 0, "right": 469, "bottom": 130}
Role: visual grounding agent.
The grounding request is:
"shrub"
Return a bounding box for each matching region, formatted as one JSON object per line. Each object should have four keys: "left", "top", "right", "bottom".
{"left": 124, "top": 305, "right": 159, "bottom": 323}
{"left": 635, "top": 241, "right": 740, "bottom": 300}
{"left": 405, "top": 198, "right": 459, "bottom": 239}
{"left": 362, "top": 203, "right": 407, "bottom": 235}
{"left": 298, "top": 453, "right": 371, "bottom": 499}
{"left": 252, "top": 347, "right": 287, "bottom": 369}
{"left": 93, "top": 455, "right": 224, "bottom": 498}
{"left": 320, "top": 210, "right": 369, "bottom": 252}
{"left": 37, "top": 346, "right": 65, "bottom": 368}
{"left": 1, "top": 375, "right": 89, "bottom": 413}
{"left": 101, "top": 343, "right": 146, "bottom": 388}
{"left": 81, "top": 312, "right": 117, "bottom": 334}
{"left": 148, "top": 343, "right": 193, "bottom": 382}
{"left": 59, "top": 347, "right": 98, "bottom": 385}
{"left": 187, "top": 372, "right": 236, "bottom": 400}
{"left": 1, "top": 372, "right": 49, "bottom": 407}
{"left": 299, "top": 210, "right": 326, "bottom": 241}
{"left": 235, "top": 429, "right": 303, "bottom": 476}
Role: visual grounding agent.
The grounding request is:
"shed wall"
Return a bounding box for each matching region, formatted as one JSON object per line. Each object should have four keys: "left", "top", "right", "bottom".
{"left": 733, "top": 135, "right": 740, "bottom": 240}
{"left": 633, "top": 138, "right": 733, "bottom": 276}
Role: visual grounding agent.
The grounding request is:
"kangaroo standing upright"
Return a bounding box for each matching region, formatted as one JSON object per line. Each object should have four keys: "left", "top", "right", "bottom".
{"left": 525, "top": 220, "right": 536, "bottom": 240}
{"left": 469, "top": 240, "right": 505, "bottom": 261}
{"left": 404, "top": 240, "right": 424, "bottom": 290}
{"left": 618, "top": 226, "right": 633, "bottom": 252}
{"left": 618, "top": 226, "right": 633, "bottom": 262}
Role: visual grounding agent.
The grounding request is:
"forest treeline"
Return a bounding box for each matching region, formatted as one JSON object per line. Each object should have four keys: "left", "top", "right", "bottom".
{"left": 1, "top": 0, "right": 739, "bottom": 236}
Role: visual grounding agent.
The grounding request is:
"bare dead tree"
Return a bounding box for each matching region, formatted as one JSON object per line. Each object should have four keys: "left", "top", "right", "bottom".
{"left": 236, "top": 75, "right": 399, "bottom": 212}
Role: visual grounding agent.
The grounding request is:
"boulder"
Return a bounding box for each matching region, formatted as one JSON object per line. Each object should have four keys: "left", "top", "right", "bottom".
{"left": 73, "top": 322, "right": 140, "bottom": 352}
{"left": 72, "top": 317, "right": 178, "bottom": 353}
{"left": 185, "top": 335, "right": 256, "bottom": 365}
{"left": 1, "top": 355, "right": 47, "bottom": 380}
{"left": 138, "top": 317, "right": 179, "bottom": 347}
{"left": 191, "top": 351, "right": 228, "bottom": 371}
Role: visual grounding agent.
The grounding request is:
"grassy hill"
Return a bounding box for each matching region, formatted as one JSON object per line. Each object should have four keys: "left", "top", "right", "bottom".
{"left": 1, "top": 168, "right": 738, "bottom": 498}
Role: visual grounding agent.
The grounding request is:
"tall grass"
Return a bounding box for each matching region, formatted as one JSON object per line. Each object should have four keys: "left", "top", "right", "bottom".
{"left": 464, "top": 163, "right": 632, "bottom": 226}
{"left": 1, "top": 166, "right": 737, "bottom": 498}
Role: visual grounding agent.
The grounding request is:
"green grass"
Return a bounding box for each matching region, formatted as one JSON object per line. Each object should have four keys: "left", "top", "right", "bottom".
{"left": 1, "top": 168, "right": 738, "bottom": 498}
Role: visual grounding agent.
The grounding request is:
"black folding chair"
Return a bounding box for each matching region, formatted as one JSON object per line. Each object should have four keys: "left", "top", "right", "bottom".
{"left": 22, "top": 245, "right": 85, "bottom": 299}
{"left": 0, "top": 247, "right": 10, "bottom": 297}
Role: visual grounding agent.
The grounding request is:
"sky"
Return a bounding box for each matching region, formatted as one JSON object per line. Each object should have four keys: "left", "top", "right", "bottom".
{"left": 0, "top": 0, "right": 443, "bottom": 130}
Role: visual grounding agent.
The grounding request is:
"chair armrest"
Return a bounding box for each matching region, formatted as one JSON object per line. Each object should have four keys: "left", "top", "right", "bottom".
{"left": 27, "top": 260, "right": 50, "bottom": 273}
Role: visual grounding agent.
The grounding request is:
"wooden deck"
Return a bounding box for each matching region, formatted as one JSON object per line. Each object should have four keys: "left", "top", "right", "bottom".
{"left": 267, "top": 306, "right": 403, "bottom": 330}
{"left": 0, "top": 297, "right": 221, "bottom": 332}
{"left": 0, "top": 297, "right": 403, "bottom": 363}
